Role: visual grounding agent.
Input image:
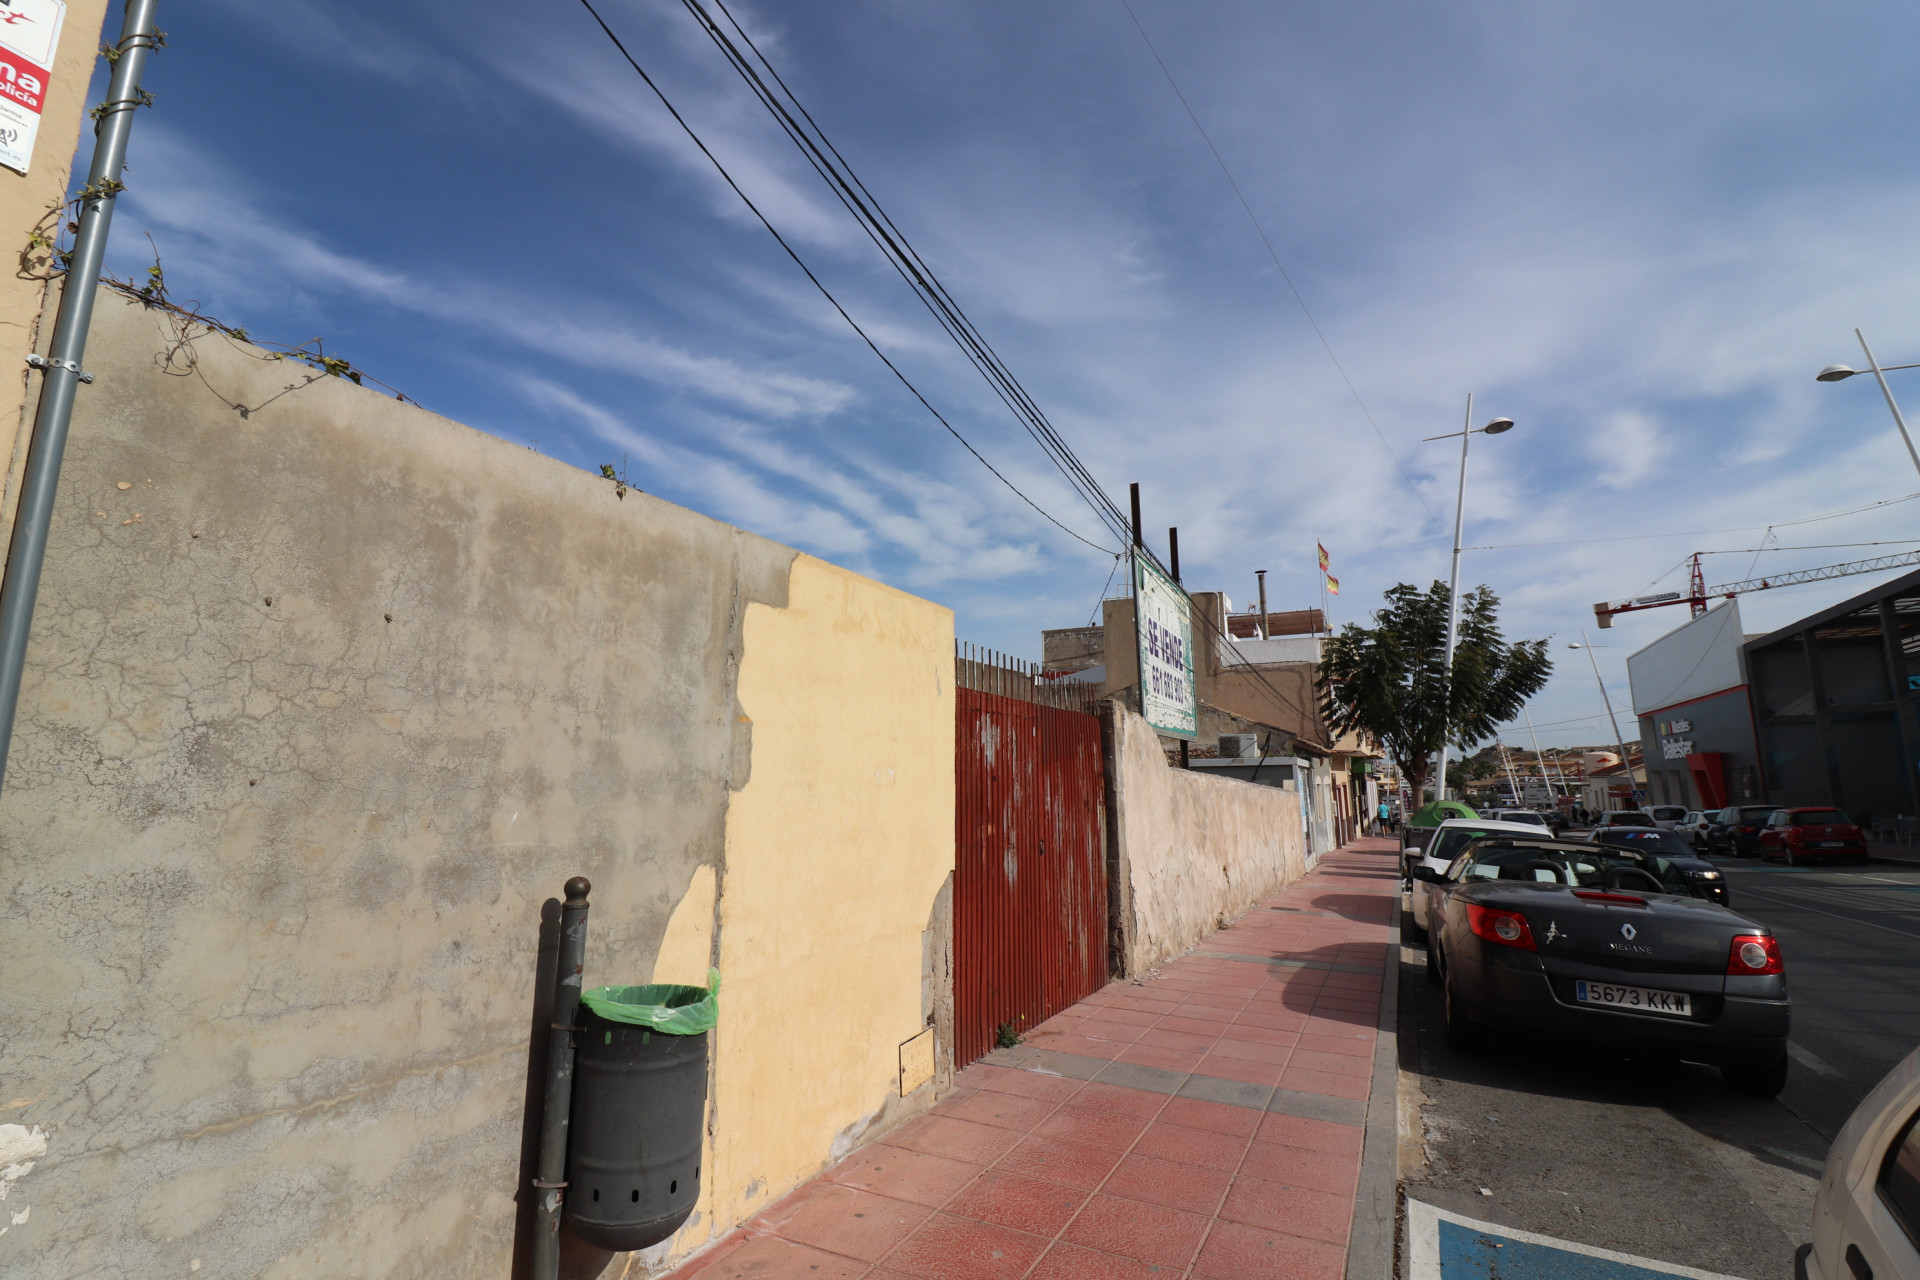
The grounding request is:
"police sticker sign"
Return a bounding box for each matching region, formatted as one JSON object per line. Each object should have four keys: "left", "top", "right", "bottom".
{"left": 1133, "top": 552, "right": 1196, "bottom": 739}
{"left": 0, "top": 0, "right": 66, "bottom": 175}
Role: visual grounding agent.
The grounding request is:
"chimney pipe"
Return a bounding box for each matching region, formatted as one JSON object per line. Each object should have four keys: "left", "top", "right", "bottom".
{"left": 1256, "top": 570, "right": 1269, "bottom": 640}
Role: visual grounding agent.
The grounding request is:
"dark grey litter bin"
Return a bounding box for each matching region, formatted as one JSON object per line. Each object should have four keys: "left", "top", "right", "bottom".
{"left": 563, "top": 976, "right": 716, "bottom": 1252}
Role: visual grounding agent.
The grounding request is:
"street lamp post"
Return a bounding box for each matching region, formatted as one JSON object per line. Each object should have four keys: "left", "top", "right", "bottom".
{"left": 1424, "top": 394, "right": 1514, "bottom": 802}
{"left": 1816, "top": 330, "right": 1920, "bottom": 482}
{"left": 1568, "top": 632, "right": 1636, "bottom": 812}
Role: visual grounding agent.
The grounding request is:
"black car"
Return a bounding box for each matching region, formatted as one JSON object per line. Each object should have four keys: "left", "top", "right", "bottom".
{"left": 1589, "top": 827, "right": 1730, "bottom": 905}
{"left": 1416, "top": 837, "right": 1790, "bottom": 1095}
{"left": 1709, "top": 805, "right": 1782, "bottom": 858}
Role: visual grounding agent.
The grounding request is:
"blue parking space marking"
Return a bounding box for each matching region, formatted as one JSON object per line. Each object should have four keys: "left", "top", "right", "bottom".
{"left": 1408, "top": 1201, "right": 1745, "bottom": 1280}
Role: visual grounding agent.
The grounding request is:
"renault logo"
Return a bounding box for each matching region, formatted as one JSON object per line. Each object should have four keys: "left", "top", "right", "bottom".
{"left": 1620, "top": 923, "right": 1638, "bottom": 940}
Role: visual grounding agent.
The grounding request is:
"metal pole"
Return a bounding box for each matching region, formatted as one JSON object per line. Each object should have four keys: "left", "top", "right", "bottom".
{"left": 1856, "top": 329, "right": 1920, "bottom": 483}
{"left": 1170, "top": 526, "right": 1188, "bottom": 769}
{"left": 1580, "top": 630, "right": 1635, "bottom": 810}
{"left": 1523, "top": 708, "right": 1568, "bottom": 800}
{"left": 1435, "top": 392, "right": 1472, "bottom": 801}
{"left": 1256, "top": 570, "right": 1269, "bottom": 640}
{"left": 533, "top": 876, "right": 592, "bottom": 1280}
{"left": 0, "top": 0, "right": 160, "bottom": 794}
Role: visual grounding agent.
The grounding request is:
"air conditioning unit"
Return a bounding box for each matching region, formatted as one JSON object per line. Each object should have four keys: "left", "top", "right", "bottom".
{"left": 1219, "top": 734, "right": 1259, "bottom": 759}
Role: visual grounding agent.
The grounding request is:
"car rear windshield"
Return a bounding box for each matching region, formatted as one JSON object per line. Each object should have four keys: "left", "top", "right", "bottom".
{"left": 1499, "top": 812, "right": 1546, "bottom": 825}
{"left": 1792, "top": 809, "right": 1851, "bottom": 826}
{"left": 1595, "top": 829, "right": 1695, "bottom": 857}
{"left": 1608, "top": 812, "right": 1655, "bottom": 826}
{"left": 1652, "top": 807, "right": 1686, "bottom": 819}
{"left": 1430, "top": 827, "right": 1505, "bottom": 864}
{"left": 1460, "top": 843, "right": 1689, "bottom": 893}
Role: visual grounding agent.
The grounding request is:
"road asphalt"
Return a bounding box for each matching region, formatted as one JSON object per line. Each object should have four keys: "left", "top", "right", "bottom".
{"left": 1400, "top": 853, "right": 1920, "bottom": 1280}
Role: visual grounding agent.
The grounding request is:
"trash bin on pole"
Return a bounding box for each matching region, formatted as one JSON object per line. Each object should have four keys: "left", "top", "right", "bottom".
{"left": 564, "top": 969, "right": 719, "bottom": 1252}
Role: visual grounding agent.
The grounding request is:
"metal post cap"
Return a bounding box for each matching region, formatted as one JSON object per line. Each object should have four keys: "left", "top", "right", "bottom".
{"left": 564, "top": 876, "right": 592, "bottom": 904}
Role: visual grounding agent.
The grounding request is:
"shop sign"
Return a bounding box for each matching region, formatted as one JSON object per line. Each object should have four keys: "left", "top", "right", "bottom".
{"left": 1133, "top": 551, "right": 1196, "bottom": 739}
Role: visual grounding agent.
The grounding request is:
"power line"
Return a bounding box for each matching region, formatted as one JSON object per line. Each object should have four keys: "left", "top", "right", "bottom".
{"left": 1118, "top": 0, "right": 1438, "bottom": 524}
{"left": 686, "top": 0, "right": 1137, "bottom": 551}
{"left": 572, "top": 0, "right": 1117, "bottom": 555}
{"left": 1464, "top": 491, "right": 1920, "bottom": 551}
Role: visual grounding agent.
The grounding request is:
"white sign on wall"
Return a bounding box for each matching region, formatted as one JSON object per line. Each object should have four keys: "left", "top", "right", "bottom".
{"left": 0, "top": 0, "right": 67, "bottom": 175}
{"left": 1133, "top": 552, "right": 1196, "bottom": 740}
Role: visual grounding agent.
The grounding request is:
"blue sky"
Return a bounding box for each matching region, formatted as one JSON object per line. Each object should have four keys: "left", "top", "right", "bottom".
{"left": 73, "top": 0, "right": 1920, "bottom": 746}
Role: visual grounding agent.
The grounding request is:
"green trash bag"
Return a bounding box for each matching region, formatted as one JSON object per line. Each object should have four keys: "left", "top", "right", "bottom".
{"left": 580, "top": 968, "right": 720, "bottom": 1036}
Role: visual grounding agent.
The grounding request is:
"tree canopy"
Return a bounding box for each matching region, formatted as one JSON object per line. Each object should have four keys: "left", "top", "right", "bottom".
{"left": 1319, "top": 581, "right": 1551, "bottom": 807}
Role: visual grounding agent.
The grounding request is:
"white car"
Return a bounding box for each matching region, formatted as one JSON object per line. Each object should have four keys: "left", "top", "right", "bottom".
{"left": 1489, "top": 808, "right": 1550, "bottom": 829}
{"left": 1647, "top": 804, "right": 1689, "bottom": 830}
{"left": 1405, "top": 818, "right": 1558, "bottom": 940}
{"left": 1679, "top": 810, "right": 1715, "bottom": 851}
{"left": 1801, "top": 1042, "right": 1920, "bottom": 1280}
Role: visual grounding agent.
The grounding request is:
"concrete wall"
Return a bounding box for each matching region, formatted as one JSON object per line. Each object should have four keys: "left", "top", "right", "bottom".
{"left": 0, "top": 290, "right": 955, "bottom": 1279}
{"left": 1104, "top": 704, "right": 1308, "bottom": 976}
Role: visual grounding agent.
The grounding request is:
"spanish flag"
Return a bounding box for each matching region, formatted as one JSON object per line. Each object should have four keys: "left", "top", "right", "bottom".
{"left": 1325, "top": 574, "right": 1341, "bottom": 596}
{"left": 1317, "top": 542, "right": 1330, "bottom": 572}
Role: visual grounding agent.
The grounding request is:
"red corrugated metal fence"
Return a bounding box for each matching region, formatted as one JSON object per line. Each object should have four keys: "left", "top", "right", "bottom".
{"left": 953, "top": 644, "right": 1107, "bottom": 1068}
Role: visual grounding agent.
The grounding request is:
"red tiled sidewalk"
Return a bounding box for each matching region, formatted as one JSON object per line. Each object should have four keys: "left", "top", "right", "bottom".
{"left": 668, "top": 839, "right": 1398, "bottom": 1280}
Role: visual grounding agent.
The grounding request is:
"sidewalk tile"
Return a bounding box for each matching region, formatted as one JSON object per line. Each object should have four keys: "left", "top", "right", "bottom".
{"left": 1063, "top": 1193, "right": 1210, "bottom": 1268}
{"left": 1277, "top": 1066, "right": 1371, "bottom": 1100}
{"left": 1069, "top": 1080, "right": 1172, "bottom": 1118}
{"left": 1160, "top": 1095, "right": 1263, "bottom": 1138}
{"left": 1116, "top": 1043, "right": 1204, "bottom": 1072}
{"left": 973, "top": 1068, "right": 1084, "bottom": 1104}
{"left": 1296, "top": 1031, "right": 1372, "bottom": 1057}
{"left": 1219, "top": 1174, "right": 1352, "bottom": 1244}
{"left": 880, "top": 1212, "right": 1048, "bottom": 1280}
{"left": 824, "top": 1146, "right": 985, "bottom": 1207}
{"left": 1033, "top": 1103, "right": 1153, "bottom": 1151}
{"left": 1238, "top": 1139, "right": 1361, "bottom": 1196}
{"left": 1133, "top": 1120, "right": 1250, "bottom": 1172}
{"left": 754, "top": 1182, "right": 932, "bottom": 1261}
{"left": 935, "top": 1088, "right": 1060, "bottom": 1132}
{"left": 1102, "top": 1150, "right": 1235, "bottom": 1214}
{"left": 881, "top": 1115, "right": 1025, "bottom": 1164}
{"left": 1209, "top": 1037, "right": 1293, "bottom": 1066}
{"left": 945, "top": 1169, "right": 1089, "bottom": 1236}
{"left": 1288, "top": 1048, "right": 1373, "bottom": 1076}
{"left": 1192, "top": 1221, "right": 1347, "bottom": 1280}
{"left": 1195, "top": 1053, "right": 1284, "bottom": 1086}
{"left": 689, "top": 1235, "right": 870, "bottom": 1280}
{"left": 1027, "top": 1241, "right": 1165, "bottom": 1280}
{"left": 996, "top": 1134, "right": 1126, "bottom": 1189}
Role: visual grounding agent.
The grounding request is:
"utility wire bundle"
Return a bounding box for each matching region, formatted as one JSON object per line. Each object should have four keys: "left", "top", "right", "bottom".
{"left": 576, "top": 0, "right": 1322, "bottom": 729}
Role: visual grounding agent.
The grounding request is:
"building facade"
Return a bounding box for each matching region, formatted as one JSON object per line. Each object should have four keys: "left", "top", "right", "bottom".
{"left": 1628, "top": 600, "right": 1763, "bottom": 811}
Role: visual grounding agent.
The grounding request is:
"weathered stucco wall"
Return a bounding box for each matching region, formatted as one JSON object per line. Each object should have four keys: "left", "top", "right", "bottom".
{"left": 0, "top": 291, "right": 954, "bottom": 1279}
{"left": 1105, "top": 704, "right": 1307, "bottom": 975}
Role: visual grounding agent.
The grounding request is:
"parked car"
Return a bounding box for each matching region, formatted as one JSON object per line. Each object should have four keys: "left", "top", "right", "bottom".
{"left": 1711, "top": 805, "right": 1784, "bottom": 858}
{"left": 1759, "top": 807, "right": 1870, "bottom": 866}
{"left": 1415, "top": 836, "right": 1790, "bottom": 1095}
{"left": 1679, "top": 810, "right": 1715, "bottom": 851}
{"left": 1647, "top": 804, "right": 1689, "bottom": 830}
{"left": 1403, "top": 819, "right": 1562, "bottom": 930}
{"left": 1489, "top": 809, "right": 1551, "bottom": 830}
{"left": 1544, "top": 809, "right": 1571, "bottom": 834}
{"left": 1799, "top": 1043, "right": 1920, "bottom": 1280}
{"left": 1589, "top": 827, "right": 1730, "bottom": 905}
{"left": 1588, "top": 810, "right": 1658, "bottom": 837}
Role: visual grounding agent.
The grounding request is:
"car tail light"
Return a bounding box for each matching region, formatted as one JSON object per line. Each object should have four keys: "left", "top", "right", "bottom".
{"left": 1727, "top": 934, "right": 1783, "bottom": 975}
{"left": 1572, "top": 890, "right": 1648, "bottom": 906}
{"left": 1466, "top": 902, "right": 1536, "bottom": 951}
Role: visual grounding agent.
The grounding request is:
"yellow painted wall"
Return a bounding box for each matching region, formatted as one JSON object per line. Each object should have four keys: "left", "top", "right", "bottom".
{"left": 660, "top": 555, "right": 955, "bottom": 1264}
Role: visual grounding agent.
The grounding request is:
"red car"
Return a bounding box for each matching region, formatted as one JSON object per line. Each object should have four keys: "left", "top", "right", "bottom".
{"left": 1757, "top": 807, "right": 1869, "bottom": 865}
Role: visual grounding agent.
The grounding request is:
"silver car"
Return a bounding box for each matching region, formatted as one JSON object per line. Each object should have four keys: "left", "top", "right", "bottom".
{"left": 1800, "top": 1043, "right": 1920, "bottom": 1280}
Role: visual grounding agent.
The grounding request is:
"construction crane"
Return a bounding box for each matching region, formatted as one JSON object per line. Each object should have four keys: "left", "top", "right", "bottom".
{"left": 1594, "top": 548, "right": 1920, "bottom": 628}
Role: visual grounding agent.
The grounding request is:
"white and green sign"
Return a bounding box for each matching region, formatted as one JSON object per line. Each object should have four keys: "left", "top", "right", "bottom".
{"left": 1133, "top": 552, "right": 1196, "bottom": 739}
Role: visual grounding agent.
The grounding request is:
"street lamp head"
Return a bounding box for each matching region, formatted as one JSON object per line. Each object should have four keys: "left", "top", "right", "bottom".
{"left": 1817, "top": 364, "right": 1858, "bottom": 383}
{"left": 1483, "top": 417, "right": 1515, "bottom": 434}
{"left": 1567, "top": 643, "right": 1584, "bottom": 650}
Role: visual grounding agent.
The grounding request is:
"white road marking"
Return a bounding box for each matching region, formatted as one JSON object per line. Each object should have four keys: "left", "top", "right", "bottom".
{"left": 1788, "top": 1041, "right": 1842, "bottom": 1077}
